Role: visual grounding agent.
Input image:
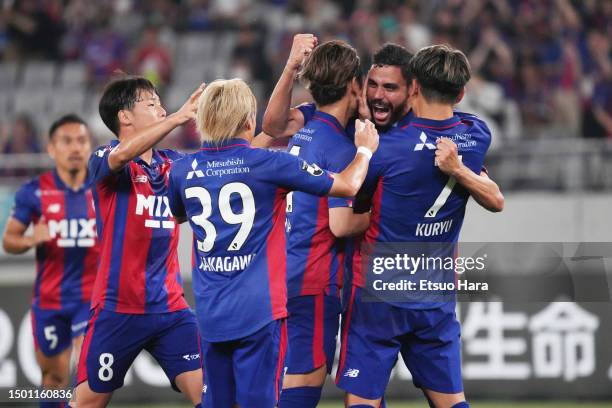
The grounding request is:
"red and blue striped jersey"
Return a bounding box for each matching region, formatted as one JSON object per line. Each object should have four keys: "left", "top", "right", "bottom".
{"left": 351, "top": 113, "right": 492, "bottom": 308}
{"left": 11, "top": 170, "right": 99, "bottom": 309}
{"left": 167, "top": 138, "right": 334, "bottom": 342}
{"left": 285, "top": 110, "right": 355, "bottom": 298}
{"left": 88, "top": 140, "right": 188, "bottom": 314}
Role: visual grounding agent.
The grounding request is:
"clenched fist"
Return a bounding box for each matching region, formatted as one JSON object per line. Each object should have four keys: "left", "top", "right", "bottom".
{"left": 286, "top": 34, "right": 318, "bottom": 71}
{"left": 435, "top": 137, "right": 463, "bottom": 176}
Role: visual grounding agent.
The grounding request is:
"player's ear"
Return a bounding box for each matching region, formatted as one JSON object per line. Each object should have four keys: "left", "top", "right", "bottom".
{"left": 455, "top": 87, "right": 465, "bottom": 105}
{"left": 117, "top": 109, "right": 132, "bottom": 128}
{"left": 47, "top": 138, "right": 56, "bottom": 160}
{"left": 408, "top": 78, "right": 419, "bottom": 98}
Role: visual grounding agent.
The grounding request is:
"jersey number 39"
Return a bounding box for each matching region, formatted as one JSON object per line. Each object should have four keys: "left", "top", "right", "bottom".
{"left": 185, "top": 182, "right": 255, "bottom": 252}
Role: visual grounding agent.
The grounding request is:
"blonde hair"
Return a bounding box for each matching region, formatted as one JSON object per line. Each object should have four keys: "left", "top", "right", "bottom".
{"left": 196, "top": 78, "right": 257, "bottom": 145}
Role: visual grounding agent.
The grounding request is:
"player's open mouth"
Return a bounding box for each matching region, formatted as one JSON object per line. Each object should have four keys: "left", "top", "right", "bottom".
{"left": 372, "top": 103, "right": 391, "bottom": 122}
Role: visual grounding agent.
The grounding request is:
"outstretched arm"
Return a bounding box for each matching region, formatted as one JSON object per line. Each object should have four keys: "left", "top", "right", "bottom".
{"left": 262, "top": 34, "right": 317, "bottom": 138}
{"left": 108, "top": 84, "right": 206, "bottom": 171}
{"left": 435, "top": 138, "right": 504, "bottom": 212}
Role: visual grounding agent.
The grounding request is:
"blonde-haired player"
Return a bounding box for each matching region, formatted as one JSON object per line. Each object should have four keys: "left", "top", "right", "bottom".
{"left": 167, "top": 78, "right": 378, "bottom": 407}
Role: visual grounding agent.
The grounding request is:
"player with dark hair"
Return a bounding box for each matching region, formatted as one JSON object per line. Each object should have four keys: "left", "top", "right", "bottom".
{"left": 167, "top": 78, "right": 378, "bottom": 408}
{"left": 75, "top": 76, "right": 205, "bottom": 408}
{"left": 2, "top": 114, "right": 98, "bottom": 408}
{"left": 266, "top": 39, "right": 370, "bottom": 407}
{"left": 337, "top": 44, "right": 504, "bottom": 408}
{"left": 262, "top": 41, "right": 413, "bottom": 138}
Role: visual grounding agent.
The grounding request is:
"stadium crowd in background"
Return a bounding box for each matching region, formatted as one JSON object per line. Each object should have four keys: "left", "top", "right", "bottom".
{"left": 0, "top": 0, "right": 610, "bottom": 157}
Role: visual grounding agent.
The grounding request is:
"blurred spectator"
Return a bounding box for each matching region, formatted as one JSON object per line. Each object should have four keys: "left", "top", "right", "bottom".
{"left": 0, "top": 114, "right": 41, "bottom": 154}
{"left": 0, "top": 0, "right": 610, "bottom": 146}
{"left": 82, "top": 10, "right": 126, "bottom": 86}
{"left": 131, "top": 25, "right": 173, "bottom": 91}
{"left": 5, "top": 0, "right": 63, "bottom": 60}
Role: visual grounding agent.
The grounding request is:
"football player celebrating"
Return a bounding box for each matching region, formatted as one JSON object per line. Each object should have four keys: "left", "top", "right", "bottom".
{"left": 75, "top": 77, "right": 204, "bottom": 408}
{"left": 2, "top": 114, "right": 98, "bottom": 408}
{"left": 167, "top": 78, "right": 378, "bottom": 408}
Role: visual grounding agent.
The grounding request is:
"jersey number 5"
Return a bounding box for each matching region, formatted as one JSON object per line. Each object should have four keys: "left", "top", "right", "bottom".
{"left": 185, "top": 182, "right": 255, "bottom": 252}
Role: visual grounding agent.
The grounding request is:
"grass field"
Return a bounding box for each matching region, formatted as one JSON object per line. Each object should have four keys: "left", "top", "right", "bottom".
{"left": 114, "top": 402, "right": 612, "bottom": 408}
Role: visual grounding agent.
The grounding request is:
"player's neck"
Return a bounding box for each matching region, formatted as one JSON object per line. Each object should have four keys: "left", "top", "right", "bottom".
{"left": 318, "top": 98, "right": 351, "bottom": 128}
{"left": 56, "top": 167, "right": 87, "bottom": 191}
{"left": 412, "top": 98, "right": 454, "bottom": 121}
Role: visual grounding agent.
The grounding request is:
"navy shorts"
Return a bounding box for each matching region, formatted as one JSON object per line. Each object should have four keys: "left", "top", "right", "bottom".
{"left": 336, "top": 287, "right": 463, "bottom": 399}
{"left": 285, "top": 294, "right": 341, "bottom": 375}
{"left": 77, "top": 307, "right": 201, "bottom": 393}
{"left": 201, "top": 319, "right": 287, "bottom": 408}
{"left": 31, "top": 302, "right": 89, "bottom": 357}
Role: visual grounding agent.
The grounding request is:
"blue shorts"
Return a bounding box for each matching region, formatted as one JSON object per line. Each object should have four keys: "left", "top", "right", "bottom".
{"left": 201, "top": 319, "right": 287, "bottom": 408}
{"left": 336, "top": 287, "right": 463, "bottom": 399}
{"left": 285, "top": 294, "right": 341, "bottom": 374}
{"left": 77, "top": 307, "right": 201, "bottom": 393}
{"left": 31, "top": 302, "right": 89, "bottom": 357}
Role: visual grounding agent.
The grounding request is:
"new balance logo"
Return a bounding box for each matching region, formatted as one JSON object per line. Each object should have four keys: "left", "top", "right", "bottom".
{"left": 186, "top": 159, "right": 204, "bottom": 179}
{"left": 133, "top": 175, "right": 148, "bottom": 183}
{"left": 414, "top": 132, "right": 436, "bottom": 151}
{"left": 344, "top": 368, "right": 360, "bottom": 378}
{"left": 47, "top": 203, "right": 61, "bottom": 214}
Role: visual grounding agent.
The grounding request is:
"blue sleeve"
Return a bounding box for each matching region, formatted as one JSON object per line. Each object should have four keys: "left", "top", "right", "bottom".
{"left": 266, "top": 150, "right": 334, "bottom": 196}
{"left": 89, "top": 145, "right": 126, "bottom": 184}
{"left": 296, "top": 103, "right": 316, "bottom": 124}
{"left": 351, "top": 150, "right": 385, "bottom": 213}
{"left": 461, "top": 122, "right": 491, "bottom": 176}
{"left": 326, "top": 143, "right": 356, "bottom": 209}
{"left": 11, "top": 182, "right": 39, "bottom": 226}
{"left": 167, "top": 166, "right": 186, "bottom": 219}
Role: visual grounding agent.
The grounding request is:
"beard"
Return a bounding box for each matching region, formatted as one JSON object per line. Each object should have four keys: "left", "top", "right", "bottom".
{"left": 368, "top": 99, "right": 407, "bottom": 132}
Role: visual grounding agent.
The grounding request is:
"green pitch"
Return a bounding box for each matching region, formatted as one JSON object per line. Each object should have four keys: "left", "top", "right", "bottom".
{"left": 116, "top": 401, "right": 612, "bottom": 408}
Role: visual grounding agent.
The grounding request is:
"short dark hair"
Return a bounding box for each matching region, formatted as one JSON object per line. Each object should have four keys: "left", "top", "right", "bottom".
{"left": 299, "top": 40, "right": 361, "bottom": 106}
{"left": 409, "top": 44, "right": 471, "bottom": 104}
{"left": 48, "top": 114, "right": 88, "bottom": 139}
{"left": 99, "top": 75, "right": 158, "bottom": 136}
{"left": 372, "top": 43, "right": 413, "bottom": 84}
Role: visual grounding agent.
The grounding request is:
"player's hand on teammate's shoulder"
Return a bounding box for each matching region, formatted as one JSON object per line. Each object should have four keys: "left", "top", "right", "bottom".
{"left": 31, "top": 218, "right": 51, "bottom": 247}
{"left": 172, "top": 83, "right": 206, "bottom": 125}
{"left": 435, "top": 137, "right": 463, "bottom": 177}
{"left": 354, "top": 119, "right": 379, "bottom": 154}
{"left": 286, "top": 33, "right": 318, "bottom": 71}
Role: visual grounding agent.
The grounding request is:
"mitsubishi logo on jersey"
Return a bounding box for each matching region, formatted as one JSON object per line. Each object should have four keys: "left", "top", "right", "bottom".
{"left": 135, "top": 194, "right": 175, "bottom": 229}
{"left": 186, "top": 159, "right": 204, "bottom": 179}
{"left": 48, "top": 218, "right": 96, "bottom": 247}
{"left": 414, "top": 132, "right": 436, "bottom": 151}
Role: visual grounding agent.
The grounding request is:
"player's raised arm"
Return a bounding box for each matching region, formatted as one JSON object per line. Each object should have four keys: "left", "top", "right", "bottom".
{"left": 329, "top": 119, "right": 379, "bottom": 197}
{"left": 107, "top": 83, "right": 205, "bottom": 171}
{"left": 435, "top": 137, "right": 504, "bottom": 212}
{"left": 262, "top": 34, "right": 317, "bottom": 138}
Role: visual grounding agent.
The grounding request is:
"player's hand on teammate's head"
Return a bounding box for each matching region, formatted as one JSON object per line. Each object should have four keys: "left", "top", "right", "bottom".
{"left": 354, "top": 119, "right": 379, "bottom": 153}
{"left": 31, "top": 218, "right": 51, "bottom": 246}
{"left": 435, "top": 137, "right": 462, "bottom": 176}
{"left": 175, "top": 83, "right": 207, "bottom": 124}
{"left": 287, "top": 34, "right": 318, "bottom": 71}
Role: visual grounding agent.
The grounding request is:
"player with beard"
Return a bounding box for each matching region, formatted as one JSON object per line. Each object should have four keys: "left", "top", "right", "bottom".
{"left": 263, "top": 41, "right": 413, "bottom": 137}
